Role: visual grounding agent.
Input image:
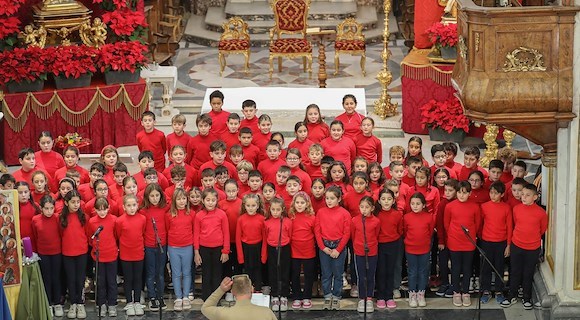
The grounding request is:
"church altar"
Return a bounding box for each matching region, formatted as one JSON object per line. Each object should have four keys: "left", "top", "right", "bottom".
{"left": 0, "top": 80, "right": 149, "bottom": 165}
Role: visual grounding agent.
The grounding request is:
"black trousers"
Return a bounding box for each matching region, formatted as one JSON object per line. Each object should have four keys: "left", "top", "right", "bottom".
{"left": 268, "top": 244, "right": 291, "bottom": 297}
{"left": 223, "top": 243, "right": 242, "bottom": 278}
{"left": 438, "top": 247, "right": 450, "bottom": 285}
{"left": 376, "top": 239, "right": 401, "bottom": 300}
{"left": 509, "top": 244, "right": 540, "bottom": 301}
{"left": 291, "top": 257, "right": 316, "bottom": 300}
{"left": 480, "top": 240, "right": 507, "bottom": 292}
{"left": 430, "top": 232, "right": 439, "bottom": 276}
{"left": 63, "top": 254, "right": 87, "bottom": 304}
{"left": 121, "top": 260, "right": 144, "bottom": 303}
{"left": 242, "top": 242, "right": 262, "bottom": 290}
{"left": 200, "top": 246, "right": 223, "bottom": 301}
{"left": 39, "top": 254, "right": 62, "bottom": 305}
{"left": 450, "top": 250, "right": 474, "bottom": 293}
{"left": 96, "top": 260, "right": 118, "bottom": 306}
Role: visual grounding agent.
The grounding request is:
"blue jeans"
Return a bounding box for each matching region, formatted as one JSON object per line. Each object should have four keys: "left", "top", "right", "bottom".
{"left": 406, "top": 252, "right": 430, "bottom": 292}
{"left": 168, "top": 245, "right": 193, "bottom": 299}
{"left": 319, "top": 249, "right": 347, "bottom": 299}
{"left": 145, "top": 246, "right": 167, "bottom": 300}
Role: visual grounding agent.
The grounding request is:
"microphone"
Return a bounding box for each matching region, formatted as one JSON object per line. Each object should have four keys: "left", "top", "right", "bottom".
{"left": 152, "top": 217, "right": 158, "bottom": 232}
{"left": 91, "top": 226, "right": 104, "bottom": 240}
{"left": 461, "top": 225, "right": 469, "bottom": 234}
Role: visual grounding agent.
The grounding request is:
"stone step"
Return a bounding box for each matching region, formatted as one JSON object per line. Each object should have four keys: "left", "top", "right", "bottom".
{"left": 224, "top": 0, "right": 358, "bottom": 21}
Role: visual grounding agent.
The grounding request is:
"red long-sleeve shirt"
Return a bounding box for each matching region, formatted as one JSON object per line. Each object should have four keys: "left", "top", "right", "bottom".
{"left": 54, "top": 165, "right": 90, "bottom": 186}
{"left": 252, "top": 131, "right": 272, "bottom": 162}
{"left": 83, "top": 197, "right": 119, "bottom": 218}
{"left": 343, "top": 190, "right": 374, "bottom": 217}
{"left": 60, "top": 212, "right": 89, "bottom": 256}
{"left": 480, "top": 200, "right": 513, "bottom": 244}
{"left": 137, "top": 128, "right": 167, "bottom": 172}
{"left": 115, "top": 213, "right": 146, "bottom": 261}
{"left": 290, "top": 167, "right": 312, "bottom": 194}
{"left": 133, "top": 171, "right": 169, "bottom": 192}
{"left": 257, "top": 158, "right": 286, "bottom": 185}
{"left": 320, "top": 137, "right": 356, "bottom": 174}
{"left": 194, "top": 208, "right": 230, "bottom": 253}
{"left": 166, "top": 209, "right": 195, "bottom": 247}
{"left": 31, "top": 214, "right": 61, "bottom": 255}
{"left": 403, "top": 211, "right": 435, "bottom": 255}
{"left": 469, "top": 188, "right": 490, "bottom": 204}
{"left": 354, "top": 134, "right": 383, "bottom": 164}
{"left": 240, "top": 117, "right": 259, "bottom": 130}
{"left": 78, "top": 183, "right": 95, "bottom": 202}
{"left": 326, "top": 181, "right": 354, "bottom": 194}
{"left": 208, "top": 110, "right": 231, "bottom": 136}
{"left": 306, "top": 123, "right": 330, "bottom": 143}
{"left": 240, "top": 143, "right": 260, "bottom": 167}
{"left": 311, "top": 196, "right": 326, "bottom": 213}
{"left": 261, "top": 217, "right": 293, "bottom": 263}
{"left": 236, "top": 213, "right": 265, "bottom": 264}
{"left": 35, "top": 150, "right": 65, "bottom": 180}
{"left": 200, "top": 160, "right": 239, "bottom": 181}
{"left": 166, "top": 132, "right": 191, "bottom": 158}
{"left": 402, "top": 175, "right": 416, "bottom": 188}
{"left": 436, "top": 198, "right": 452, "bottom": 245}
{"left": 351, "top": 215, "right": 380, "bottom": 256}
{"left": 303, "top": 162, "right": 324, "bottom": 180}
{"left": 405, "top": 185, "right": 440, "bottom": 215}
{"left": 377, "top": 208, "right": 403, "bottom": 243}
{"left": 218, "top": 198, "right": 242, "bottom": 242}
{"left": 13, "top": 167, "right": 52, "bottom": 192}
{"left": 445, "top": 161, "right": 463, "bottom": 178}
{"left": 430, "top": 165, "right": 458, "bottom": 180}
{"left": 288, "top": 139, "right": 314, "bottom": 161}
{"left": 88, "top": 214, "right": 118, "bottom": 262}
{"left": 187, "top": 133, "right": 217, "bottom": 169}
{"left": 31, "top": 190, "right": 51, "bottom": 207}
{"left": 314, "top": 206, "right": 351, "bottom": 253}
{"left": 162, "top": 163, "right": 198, "bottom": 188}
{"left": 444, "top": 200, "right": 481, "bottom": 251}
{"left": 290, "top": 212, "right": 316, "bottom": 259}
{"left": 141, "top": 206, "right": 169, "bottom": 247}
{"left": 335, "top": 112, "right": 364, "bottom": 140}
{"left": 512, "top": 203, "right": 547, "bottom": 250}
{"left": 457, "top": 165, "right": 489, "bottom": 181}
{"left": 19, "top": 201, "right": 37, "bottom": 243}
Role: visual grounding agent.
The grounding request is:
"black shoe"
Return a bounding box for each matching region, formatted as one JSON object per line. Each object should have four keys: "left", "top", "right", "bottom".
{"left": 148, "top": 299, "right": 159, "bottom": 311}
{"left": 160, "top": 299, "right": 168, "bottom": 310}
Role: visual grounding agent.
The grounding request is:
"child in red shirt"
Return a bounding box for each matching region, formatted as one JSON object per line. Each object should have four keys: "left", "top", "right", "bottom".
{"left": 199, "top": 140, "right": 239, "bottom": 181}
{"left": 320, "top": 120, "right": 356, "bottom": 175}
{"left": 352, "top": 157, "right": 369, "bottom": 174}
{"left": 116, "top": 194, "right": 146, "bottom": 316}
{"left": 238, "top": 127, "right": 261, "bottom": 167}
{"left": 35, "top": 131, "right": 65, "bottom": 180}
{"left": 443, "top": 142, "right": 462, "bottom": 178}
{"left": 253, "top": 115, "right": 274, "bottom": 163}
{"left": 54, "top": 146, "right": 90, "bottom": 185}
{"left": 54, "top": 178, "right": 76, "bottom": 215}
{"left": 325, "top": 161, "right": 354, "bottom": 194}
{"left": 405, "top": 136, "right": 429, "bottom": 167}
{"left": 468, "top": 170, "right": 490, "bottom": 204}
{"left": 30, "top": 172, "right": 50, "bottom": 209}
{"left": 404, "top": 192, "right": 435, "bottom": 308}
{"left": 506, "top": 177, "right": 526, "bottom": 208}
{"left": 433, "top": 168, "right": 451, "bottom": 200}
{"left": 458, "top": 146, "right": 489, "bottom": 181}
{"left": 355, "top": 117, "right": 383, "bottom": 164}
{"left": 236, "top": 193, "right": 266, "bottom": 290}
{"left": 303, "top": 144, "right": 324, "bottom": 179}
{"left": 240, "top": 99, "right": 259, "bottom": 130}
{"left": 137, "top": 111, "right": 167, "bottom": 172}
{"left": 78, "top": 163, "right": 107, "bottom": 202}
{"left": 187, "top": 114, "right": 216, "bottom": 169}
{"left": 343, "top": 172, "right": 374, "bottom": 218}
{"left": 100, "top": 145, "right": 120, "bottom": 186}
{"left": 165, "top": 114, "right": 191, "bottom": 159}
{"left": 13, "top": 147, "right": 53, "bottom": 192}
{"left": 288, "top": 192, "right": 316, "bottom": 310}
{"left": 288, "top": 122, "right": 314, "bottom": 160}
{"left": 228, "top": 145, "right": 244, "bottom": 168}
{"left": 257, "top": 141, "right": 286, "bottom": 185}
{"left": 207, "top": 90, "right": 231, "bottom": 136}
{"left": 188, "top": 187, "right": 203, "bottom": 213}
{"left": 219, "top": 179, "right": 243, "bottom": 278}
{"left": 222, "top": 114, "right": 241, "bottom": 150}
{"left": 368, "top": 162, "right": 386, "bottom": 198}
{"left": 84, "top": 179, "right": 119, "bottom": 218}
{"left": 87, "top": 198, "right": 119, "bottom": 316}
{"left": 285, "top": 148, "right": 312, "bottom": 193}
{"left": 262, "top": 182, "right": 279, "bottom": 215}
{"left": 163, "top": 145, "right": 198, "bottom": 189}
{"left": 405, "top": 167, "right": 440, "bottom": 215}
{"left": 435, "top": 179, "right": 459, "bottom": 298}
{"left": 351, "top": 196, "right": 381, "bottom": 313}
{"left": 310, "top": 178, "right": 326, "bottom": 213}
{"left": 304, "top": 104, "right": 330, "bottom": 143}
{"left": 335, "top": 94, "right": 364, "bottom": 140}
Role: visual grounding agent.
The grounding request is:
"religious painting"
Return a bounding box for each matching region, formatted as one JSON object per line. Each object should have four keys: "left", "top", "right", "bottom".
{"left": 0, "top": 190, "right": 22, "bottom": 287}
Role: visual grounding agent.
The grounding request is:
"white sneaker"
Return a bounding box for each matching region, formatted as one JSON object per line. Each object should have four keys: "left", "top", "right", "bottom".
{"left": 280, "top": 297, "right": 288, "bottom": 312}
{"left": 174, "top": 299, "right": 183, "bottom": 311}
{"left": 108, "top": 305, "right": 117, "bottom": 317}
{"left": 67, "top": 304, "right": 77, "bottom": 319}
{"left": 134, "top": 303, "right": 145, "bottom": 316}
{"left": 393, "top": 289, "right": 402, "bottom": 299}
{"left": 99, "top": 304, "right": 107, "bottom": 317}
{"left": 140, "top": 291, "right": 146, "bottom": 305}
{"left": 350, "top": 284, "right": 359, "bottom": 298}
{"left": 76, "top": 304, "right": 86, "bottom": 319}
{"left": 409, "top": 291, "right": 418, "bottom": 308}
{"left": 271, "top": 297, "right": 280, "bottom": 311}
{"left": 357, "top": 299, "right": 365, "bottom": 313}
{"left": 54, "top": 305, "right": 64, "bottom": 317}
{"left": 188, "top": 292, "right": 195, "bottom": 301}
{"left": 417, "top": 290, "right": 427, "bottom": 307}
{"left": 366, "top": 299, "right": 374, "bottom": 312}
{"left": 124, "top": 302, "right": 136, "bottom": 316}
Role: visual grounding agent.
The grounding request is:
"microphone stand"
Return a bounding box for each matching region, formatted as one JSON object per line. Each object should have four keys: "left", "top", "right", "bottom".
{"left": 152, "top": 218, "right": 164, "bottom": 320}
{"left": 361, "top": 215, "right": 369, "bottom": 319}
{"left": 95, "top": 234, "right": 101, "bottom": 320}
{"left": 461, "top": 226, "right": 506, "bottom": 320}
{"left": 276, "top": 216, "right": 283, "bottom": 320}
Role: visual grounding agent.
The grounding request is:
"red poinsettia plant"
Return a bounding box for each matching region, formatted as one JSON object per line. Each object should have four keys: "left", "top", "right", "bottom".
{"left": 97, "top": 40, "right": 149, "bottom": 72}
{"left": 0, "top": 46, "right": 51, "bottom": 85}
{"left": 420, "top": 97, "right": 470, "bottom": 133}
{"left": 426, "top": 22, "right": 458, "bottom": 48}
{"left": 0, "top": 0, "right": 26, "bottom": 49}
{"left": 94, "top": 0, "right": 148, "bottom": 40}
{"left": 49, "top": 45, "right": 99, "bottom": 78}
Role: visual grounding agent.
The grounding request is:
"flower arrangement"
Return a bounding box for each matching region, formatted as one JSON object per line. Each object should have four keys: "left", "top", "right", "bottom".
{"left": 95, "top": 0, "right": 148, "bottom": 41}
{"left": 426, "top": 22, "right": 458, "bottom": 48}
{"left": 98, "top": 40, "right": 149, "bottom": 72}
{"left": 420, "top": 97, "right": 470, "bottom": 133}
{"left": 49, "top": 45, "right": 99, "bottom": 79}
{"left": 0, "top": 46, "right": 51, "bottom": 85}
{"left": 56, "top": 132, "right": 92, "bottom": 149}
{"left": 0, "top": 0, "right": 26, "bottom": 50}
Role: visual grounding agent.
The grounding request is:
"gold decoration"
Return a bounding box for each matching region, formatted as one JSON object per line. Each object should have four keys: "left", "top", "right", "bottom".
{"left": 502, "top": 47, "right": 547, "bottom": 72}
{"left": 475, "top": 33, "right": 480, "bottom": 52}
{"left": 218, "top": 17, "right": 251, "bottom": 76}
{"left": 334, "top": 18, "right": 366, "bottom": 76}
{"left": 79, "top": 18, "right": 107, "bottom": 48}
{"left": 479, "top": 123, "right": 499, "bottom": 167}
{"left": 22, "top": 25, "right": 47, "bottom": 48}
{"left": 541, "top": 151, "right": 557, "bottom": 168}
{"left": 502, "top": 129, "right": 516, "bottom": 149}
{"left": 373, "top": 0, "right": 398, "bottom": 119}
{"left": 0, "top": 84, "right": 149, "bottom": 132}
{"left": 458, "top": 35, "right": 467, "bottom": 59}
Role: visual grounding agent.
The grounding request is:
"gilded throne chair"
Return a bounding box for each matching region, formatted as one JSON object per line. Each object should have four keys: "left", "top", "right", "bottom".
{"left": 334, "top": 18, "right": 366, "bottom": 76}
{"left": 218, "top": 17, "right": 251, "bottom": 76}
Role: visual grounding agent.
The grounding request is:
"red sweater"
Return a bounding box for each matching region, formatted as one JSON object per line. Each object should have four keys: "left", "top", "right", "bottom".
{"left": 480, "top": 200, "right": 513, "bottom": 244}
{"left": 445, "top": 161, "right": 463, "bottom": 178}
{"left": 240, "top": 117, "right": 259, "bottom": 130}
{"left": 303, "top": 162, "right": 323, "bottom": 180}
{"left": 83, "top": 197, "right": 119, "bottom": 218}
{"left": 326, "top": 181, "right": 354, "bottom": 194}
{"left": 187, "top": 133, "right": 217, "bottom": 169}
{"left": 377, "top": 208, "right": 404, "bottom": 243}
{"left": 396, "top": 182, "right": 409, "bottom": 211}
{"left": 78, "top": 183, "right": 95, "bottom": 203}
{"left": 314, "top": 206, "right": 351, "bottom": 253}
{"left": 236, "top": 214, "right": 265, "bottom": 263}
{"left": 444, "top": 200, "right": 481, "bottom": 251}
{"left": 221, "top": 131, "right": 240, "bottom": 151}
{"left": 136, "top": 128, "right": 167, "bottom": 172}
{"left": 257, "top": 158, "right": 286, "bottom": 185}
{"left": 512, "top": 203, "right": 548, "bottom": 250}
{"left": 19, "top": 201, "right": 37, "bottom": 242}
{"left": 290, "top": 212, "right": 316, "bottom": 259}
{"left": 208, "top": 110, "right": 231, "bottom": 135}
{"left": 405, "top": 185, "right": 440, "bottom": 215}
{"left": 290, "top": 167, "right": 312, "bottom": 193}
{"left": 311, "top": 196, "right": 326, "bottom": 213}
{"left": 13, "top": 167, "right": 52, "bottom": 192}
{"left": 115, "top": 213, "right": 146, "bottom": 261}
{"left": 403, "top": 211, "right": 435, "bottom": 255}
{"left": 469, "top": 188, "right": 490, "bottom": 204}
{"left": 500, "top": 171, "right": 513, "bottom": 184}
{"left": 166, "top": 209, "right": 195, "bottom": 247}
{"left": 163, "top": 163, "right": 198, "bottom": 188}
{"left": 166, "top": 132, "right": 191, "bottom": 157}
{"left": 458, "top": 165, "right": 489, "bottom": 181}
{"left": 31, "top": 214, "right": 61, "bottom": 255}
{"left": 133, "top": 171, "right": 169, "bottom": 192}
{"left": 54, "top": 165, "right": 90, "bottom": 186}
{"left": 354, "top": 134, "right": 383, "bottom": 164}
{"left": 335, "top": 112, "right": 364, "bottom": 140}
{"left": 194, "top": 208, "right": 230, "bottom": 253}
{"left": 31, "top": 190, "right": 51, "bottom": 206}
{"left": 252, "top": 132, "right": 273, "bottom": 163}
{"left": 288, "top": 139, "right": 314, "bottom": 161}
{"left": 87, "top": 214, "right": 118, "bottom": 262}
{"left": 261, "top": 217, "right": 293, "bottom": 263}
{"left": 430, "top": 165, "right": 458, "bottom": 180}
{"left": 306, "top": 122, "right": 330, "bottom": 143}
{"left": 218, "top": 198, "right": 242, "bottom": 242}
{"left": 34, "top": 150, "right": 65, "bottom": 179}
{"left": 60, "top": 212, "right": 89, "bottom": 256}
{"left": 402, "top": 175, "right": 416, "bottom": 188}
{"left": 240, "top": 143, "right": 260, "bottom": 167}
{"left": 343, "top": 190, "right": 374, "bottom": 217}
{"left": 351, "top": 215, "right": 380, "bottom": 256}
{"left": 200, "top": 160, "right": 239, "bottom": 181}
{"left": 435, "top": 198, "right": 452, "bottom": 245}
{"left": 320, "top": 137, "right": 356, "bottom": 174}
{"left": 141, "top": 206, "right": 169, "bottom": 247}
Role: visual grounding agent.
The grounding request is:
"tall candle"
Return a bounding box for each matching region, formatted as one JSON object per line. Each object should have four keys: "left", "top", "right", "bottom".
{"left": 22, "top": 237, "right": 33, "bottom": 258}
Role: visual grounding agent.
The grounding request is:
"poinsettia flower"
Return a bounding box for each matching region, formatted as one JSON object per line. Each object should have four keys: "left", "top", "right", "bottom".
{"left": 103, "top": 8, "right": 147, "bottom": 37}
{"left": 97, "top": 40, "right": 148, "bottom": 72}
{"left": 0, "top": 0, "right": 25, "bottom": 16}
{"left": 0, "top": 16, "right": 20, "bottom": 38}
{"left": 50, "top": 45, "right": 98, "bottom": 78}
{"left": 0, "top": 46, "right": 51, "bottom": 84}
{"left": 420, "top": 98, "right": 470, "bottom": 133}
{"left": 426, "top": 22, "right": 458, "bottom": 48}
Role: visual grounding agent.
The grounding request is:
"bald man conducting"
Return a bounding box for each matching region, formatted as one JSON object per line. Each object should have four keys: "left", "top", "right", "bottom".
{"left": 201, "top": 275, "right": 277, "bottom": 320}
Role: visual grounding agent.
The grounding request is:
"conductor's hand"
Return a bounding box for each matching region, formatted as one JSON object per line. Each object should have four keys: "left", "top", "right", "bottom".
{"left": 220, "top": 277, "right": 233, "bottom": 292}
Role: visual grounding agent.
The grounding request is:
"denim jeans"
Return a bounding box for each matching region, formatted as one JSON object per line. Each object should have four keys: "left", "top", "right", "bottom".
{"left": 145, "top": 246, "right": 167, "bottom": 300}
{"left": 406, "top": 252, "right": 430, "bottom": 292}
{"left": 319, "top": 249, "right": 347, "bottom": 299}
{"left": 168, "top": 245, "right": 193, "bottom": 299}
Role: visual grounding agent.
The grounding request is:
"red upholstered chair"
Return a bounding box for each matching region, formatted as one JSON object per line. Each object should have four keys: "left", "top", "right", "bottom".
{"left": 218, "top": 17, "right": 251, "bottom": 76}
{"left": 269, "top": 0, "right": 312, "bottom": 78}
{"left": 334, "top": 18, "right": 366, "bottom": 76}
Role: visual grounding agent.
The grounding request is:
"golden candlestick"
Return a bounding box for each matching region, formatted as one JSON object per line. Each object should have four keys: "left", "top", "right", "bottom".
{"left": 374, "top": 0, "right": 398, "bottom": 119}
{"left": 479, "top": 123, "right": 499, "bottom": 167}
{"left": 502, "top": 129, "right": 516, "bottom": 149}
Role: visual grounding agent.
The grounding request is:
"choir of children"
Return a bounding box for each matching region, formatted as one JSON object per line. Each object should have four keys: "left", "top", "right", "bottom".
{"left": 2, "top": 90, "right": 547, "bottom": 317}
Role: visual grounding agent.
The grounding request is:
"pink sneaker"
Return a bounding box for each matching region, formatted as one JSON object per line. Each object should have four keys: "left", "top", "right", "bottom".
{"left": 291, "top": 300, "right": 301, "bottom": 310}
{"left": 376, "top": 300, "right": 386, "bottom": 309}
{"left": 302, "top": 299, "right": 312, "bottom": 309}
{"left": 386, "top": 299, "right": 397, "bottom": 309}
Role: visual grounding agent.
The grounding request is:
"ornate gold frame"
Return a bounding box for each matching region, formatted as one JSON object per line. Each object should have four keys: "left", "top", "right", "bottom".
{"left": 218, "top": 17, "right": 251, "bottom": 76}
{"left": 334, "top": 18, "right": 366, "bottom": 76}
